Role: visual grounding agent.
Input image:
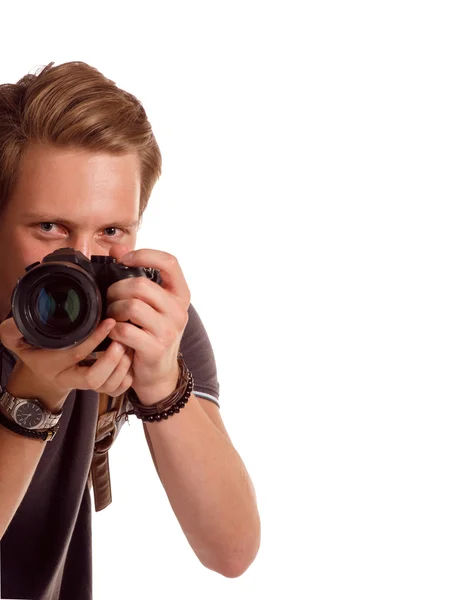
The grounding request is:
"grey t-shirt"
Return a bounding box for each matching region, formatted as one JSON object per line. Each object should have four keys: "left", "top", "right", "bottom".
{"left": 0, "top": 303, "right": 219, "bottom": 600}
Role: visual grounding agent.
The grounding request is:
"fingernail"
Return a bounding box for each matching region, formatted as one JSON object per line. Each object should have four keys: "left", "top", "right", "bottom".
{"left": 121, "top": 252, "right": 134, "bottom": 263}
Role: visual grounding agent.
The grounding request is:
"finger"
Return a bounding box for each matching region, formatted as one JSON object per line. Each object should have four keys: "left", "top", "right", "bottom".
{"left": 58, "top": 338, "right": 126, "bottom": 390}
{"left": 106, "top": 298, "right": 177, "bottom": 339}
{"left": 96, "top": 348, "right": 134, "bottom": 395}
{"left": 64, "top": 319, "right": 117, "bottom": 366}
{"left": 106, "top": 276, "right": 177, "bottom": 316}
{"left": 106, "top": 372, "right": 133, "bottom": 398}
{"left": 107, "top": 321, "right": 158, "bottom": 358}
{"left": 1, "top": 317, "right": 117, "bottom": 372}
{"left": 121, "top": 249, "right": 190, "bottom": 303}
{"left": 108, "top": 243, "right": 133, "bottom": 263}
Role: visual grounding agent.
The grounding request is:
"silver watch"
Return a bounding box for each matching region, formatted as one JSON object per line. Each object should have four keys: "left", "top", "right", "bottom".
{"left": 0, "top": 387, "right": 63, "bottom": 430}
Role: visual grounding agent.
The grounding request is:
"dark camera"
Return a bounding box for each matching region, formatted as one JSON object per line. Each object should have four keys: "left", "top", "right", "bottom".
{"left": 11, "top": 247, "right": 162, "bottom": 352}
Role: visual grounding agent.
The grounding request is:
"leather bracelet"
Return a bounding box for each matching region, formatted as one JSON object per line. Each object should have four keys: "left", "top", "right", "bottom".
{"left": 127, "top": 353, "right": 194, "bottom": 422}
{"left": 0, "top": 409, "right": 58, "bottom": 441}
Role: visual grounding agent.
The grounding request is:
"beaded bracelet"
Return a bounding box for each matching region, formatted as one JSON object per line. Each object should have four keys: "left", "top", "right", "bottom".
{"left": 126, "top": 353, "right": 194, "bottom": 423}
{"left": 0, "top": 408, "right": 58, "bottom": 441}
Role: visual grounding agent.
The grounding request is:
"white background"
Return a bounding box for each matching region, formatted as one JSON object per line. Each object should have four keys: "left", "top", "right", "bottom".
{"left": 1, "top": 1, "right": 473, "bottom": 599}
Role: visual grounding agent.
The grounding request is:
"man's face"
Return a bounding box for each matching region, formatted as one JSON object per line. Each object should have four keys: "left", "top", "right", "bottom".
{"left": 0, "top": 143, "right": 141, "bottom": 322}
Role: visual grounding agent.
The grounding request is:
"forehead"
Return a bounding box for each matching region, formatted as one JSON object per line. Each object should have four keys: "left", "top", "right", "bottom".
{"left": 10, "top": 143, "right": 140, "bottom": 222}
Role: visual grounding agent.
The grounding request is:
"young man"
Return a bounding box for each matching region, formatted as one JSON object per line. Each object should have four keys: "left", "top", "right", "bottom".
{"left": 0, "top": 62, "right": 260, "bottom": 599}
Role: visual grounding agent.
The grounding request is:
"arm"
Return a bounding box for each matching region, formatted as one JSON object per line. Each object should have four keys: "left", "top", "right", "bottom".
{"left": 105, "top": 247, "right": 261, "bottom": 577}
{"left": 0, "top": 317, "right": 134, "bottom": 539}
{"left": 0, "top": 363, "right": 68, "bottom": 539}
{"left": 142, "top": 394, "right": 260, "bottom": 578}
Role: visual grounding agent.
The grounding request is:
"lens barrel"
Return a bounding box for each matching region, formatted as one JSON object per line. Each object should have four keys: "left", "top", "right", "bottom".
{"left": 11, "top": 262, "right": 102, "bottom": 349}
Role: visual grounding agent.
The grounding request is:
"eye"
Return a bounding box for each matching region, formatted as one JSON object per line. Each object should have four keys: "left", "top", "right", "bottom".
{"left": 102, "top": 227, "right": 127, "bottom": 238}
{"left": 39, "top": 222, "right": 57, "bottom": 232}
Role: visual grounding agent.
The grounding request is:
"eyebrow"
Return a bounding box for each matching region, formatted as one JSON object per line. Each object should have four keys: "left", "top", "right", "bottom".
{"left": 20, "top": 211, "right": 140, "bottom": 230}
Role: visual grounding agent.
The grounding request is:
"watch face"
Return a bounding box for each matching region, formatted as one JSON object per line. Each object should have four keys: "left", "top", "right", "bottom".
{"left": 15, "top": 401, "right": 44, "bottom": 429}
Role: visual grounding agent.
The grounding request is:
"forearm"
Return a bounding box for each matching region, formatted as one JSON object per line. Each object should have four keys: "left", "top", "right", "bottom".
{"left": 143, "top": 394, "right": 260, "bottom": 577}
{"left": 0, "top": 418, "right": 47, "bottom": 538}
{"left": 0, "top": 364, "right": 68, "bottom": 539}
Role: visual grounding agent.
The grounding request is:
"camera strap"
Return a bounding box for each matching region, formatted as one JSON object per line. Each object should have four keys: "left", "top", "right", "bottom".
{"left": 87, "top": 390, "right": 131, "bottom": 511}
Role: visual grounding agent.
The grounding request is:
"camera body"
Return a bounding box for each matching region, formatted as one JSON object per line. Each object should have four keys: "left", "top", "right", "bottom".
{"left": 11, "top": 247, "right": 162, "bottom": 351}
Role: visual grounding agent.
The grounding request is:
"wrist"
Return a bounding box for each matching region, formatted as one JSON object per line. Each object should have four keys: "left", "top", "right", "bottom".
{"left": 7, "top": 362, "right": 69, "bottom": 413}
{"left": 132, "top": 368, "right": 180, "bottom": 407}
{"left": 127, "top": 354, "right": 194, "bottom": 422}
{"left": 132, "top": 381, "right": 178, "bottom": 407}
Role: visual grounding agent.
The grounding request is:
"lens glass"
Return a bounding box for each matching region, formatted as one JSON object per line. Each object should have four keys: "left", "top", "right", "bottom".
{"left": 33, "top": 277, "right": 87, "bottom": 335}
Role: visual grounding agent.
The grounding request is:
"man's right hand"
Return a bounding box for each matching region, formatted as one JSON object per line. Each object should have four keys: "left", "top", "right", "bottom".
{"left": 0, "top": 317, "right": 133, "bottom": 411}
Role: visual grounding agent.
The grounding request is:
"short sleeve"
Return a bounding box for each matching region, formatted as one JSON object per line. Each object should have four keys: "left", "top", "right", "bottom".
{"left": 179, "top": 303, "right": 220, "bottom": 407}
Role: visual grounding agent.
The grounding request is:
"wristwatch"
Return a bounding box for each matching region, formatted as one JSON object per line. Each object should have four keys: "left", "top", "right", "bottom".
{"left": 0, "top": 387, "right": 63, "bottom": 430}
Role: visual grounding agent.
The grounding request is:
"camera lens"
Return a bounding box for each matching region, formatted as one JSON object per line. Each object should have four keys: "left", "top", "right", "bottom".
{"left": 34, "top": 277, "right": 86, "bottom": 334}
{"left": 11, "top": 262, "right": 102, "bottom": 349}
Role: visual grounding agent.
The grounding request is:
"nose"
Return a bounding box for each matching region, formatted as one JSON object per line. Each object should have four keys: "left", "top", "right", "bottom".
{"left": 68, "top": 234, "right": 104, "bottom": 260}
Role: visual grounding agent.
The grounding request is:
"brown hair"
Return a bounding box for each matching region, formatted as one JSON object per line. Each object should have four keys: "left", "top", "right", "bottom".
{"left": 0, "top": 61, "right": 162, "bottom": 221}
